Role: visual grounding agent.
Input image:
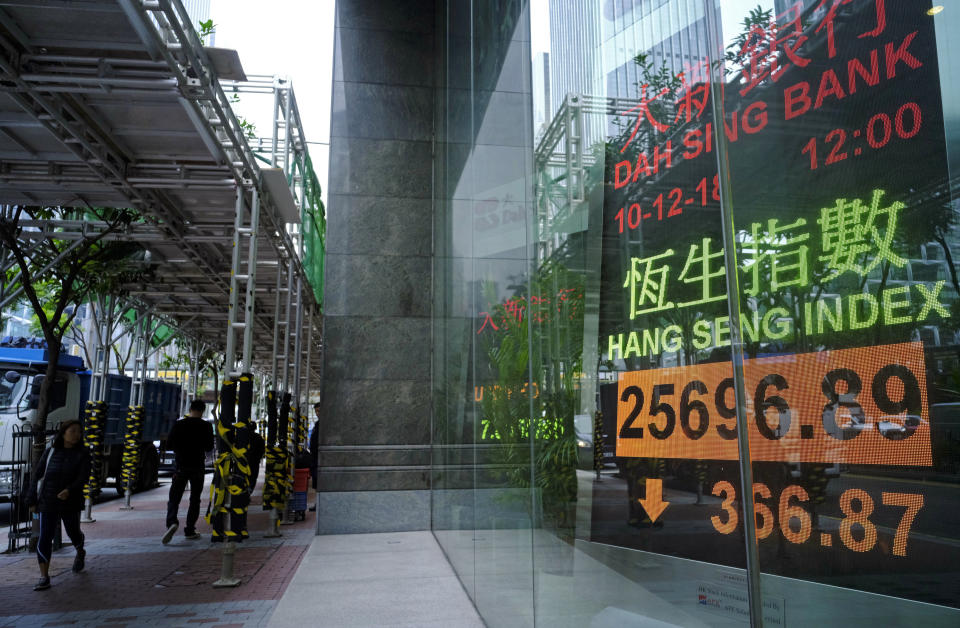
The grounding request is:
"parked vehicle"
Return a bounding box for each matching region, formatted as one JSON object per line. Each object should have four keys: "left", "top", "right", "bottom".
{"left": 0, "top": 339, "right": 182, "bottom": 502}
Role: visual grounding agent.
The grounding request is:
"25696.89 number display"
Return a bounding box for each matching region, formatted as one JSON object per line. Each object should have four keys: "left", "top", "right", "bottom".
{"left": 616, "top": 341, "right": 931, "bottom": 465}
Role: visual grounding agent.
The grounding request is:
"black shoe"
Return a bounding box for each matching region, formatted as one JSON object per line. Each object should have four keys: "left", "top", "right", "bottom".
{"left": 33, "top": 577, "right": 50, "bottom": 591}
{"left": 162, "top": 522, "right": 178, "bottom": 545}
{"left": 184, "top": 532, "right": 201, "bottom": 540}
{"left": 72, "top": 548, "right": 86, "bottom": 573}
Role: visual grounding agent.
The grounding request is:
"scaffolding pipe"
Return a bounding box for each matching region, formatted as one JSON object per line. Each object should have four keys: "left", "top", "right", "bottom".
{"left": 270, "top": 258, "right": 284, "bottom": 389}
{"left": 223, "top": 188, "right": 245, "bottom": 377}
{"left": 280, "top": 260, "right": 294, "bottom": 394}
{"left": 213, "top": 185, "right": 257, "bottom": 588}
{"left": 242, "top": 189, "right": 260, "bottom": 368}
{"left": 291, "top": 277, "right": 303, "bottom": 425}
{"left": 120, "top": 312, "right": 149, "bottom": 511}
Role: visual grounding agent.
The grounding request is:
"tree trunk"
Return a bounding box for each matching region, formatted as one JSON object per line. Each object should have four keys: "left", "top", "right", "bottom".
{"left": 32, "top": 334, "right": 62, "bottom": 468}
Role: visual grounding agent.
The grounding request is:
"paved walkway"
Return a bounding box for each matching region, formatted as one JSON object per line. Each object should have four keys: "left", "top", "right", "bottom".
{"left": 0, "top": 476, "right": 485, "bottom": 628}
{"left": 268, "top": 531, "right": 484, "bottom": 628}
{"left": 0, "top": 474, "right": 315, "bottom": 628}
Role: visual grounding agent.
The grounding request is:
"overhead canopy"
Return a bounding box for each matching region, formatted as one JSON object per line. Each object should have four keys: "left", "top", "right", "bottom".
{"left": 0, "top": 0, "right": 323, "bottom": 376}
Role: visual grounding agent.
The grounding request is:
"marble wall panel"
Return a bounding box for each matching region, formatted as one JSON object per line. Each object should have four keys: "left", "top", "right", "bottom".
{"left": 316, "top": 490, "right": 430, "bottom": 534}
{"left": 334, "top": 27, "right": 434, "bottom": 87}
{"left": 319, "top": 378, "right": 431, "bottom": 447}
{"left": 324, "top": 316, "right": 430, "bottom": 381}
{"left": 323, "top": 254, "right": 430, "bottom": 318}
{"left": 328, "top": 137, "right": 433, "bottom": 198}
{"left": 331, "top": 82, "right": 433, "bottom": 142}
{"left": 325, "top": 194, "right": 431, "bottom": 257}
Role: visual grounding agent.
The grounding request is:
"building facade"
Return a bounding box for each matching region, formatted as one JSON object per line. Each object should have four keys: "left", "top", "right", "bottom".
{"left": 324, "top": 0, "right": 960, "bottom": 625}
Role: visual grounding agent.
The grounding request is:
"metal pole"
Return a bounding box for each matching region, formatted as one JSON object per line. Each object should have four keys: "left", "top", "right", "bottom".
{"left": 135, "top": 315, "right": 151, "bottom": 406}
{"left": 224, "top": 188, "right": 245, "bottom": 377}
{"left": 704, "top": 1, "right": 763, "bottom": 625}
{"left": 303, "top": 307, "right": 313, "bottom": 412}
{"left": 121, "top": 311, "right": 148, "bottom": 510}
{"left": 292, "top": 276, "right": 303, "bottom": 423}
{"left": 270, "top": 81, "right": 280, "bottom": 168}
{"left": 280, "top": 261, "right": 294, "bottom": 393}
{"left": 83, "top": 295, "right": 110, "bottom": 523}
{"left": 269, "top": 260, "right": 295, "bottom": 534}
{"left": 242, "top": 189, "right": 260, "bottom": 368}
{"left": 214, "top": 186, "right": 248, "bottom": 588}
{"left": 271, "top": 258, "right": 284, "bottom": 389}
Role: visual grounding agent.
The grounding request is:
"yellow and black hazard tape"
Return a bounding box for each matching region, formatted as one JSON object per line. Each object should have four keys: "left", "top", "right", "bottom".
{"left": 83, "top": 400, "right": 106, "bottom": 499}
{"left": 120, "top": 406, "right": 145, "bottom": 490}
{"left": 206, "top": 375, "right": 255, "bottom": 541}
{"left": 297, "top": 411, "right": 307, "bottom": 450}
{"left": 262, "top": 445, "right": 289, "bottom": 511}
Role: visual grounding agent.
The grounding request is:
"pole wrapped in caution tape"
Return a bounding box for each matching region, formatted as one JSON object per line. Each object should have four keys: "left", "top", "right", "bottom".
{"left": 208, "top": 375, "right": 253, "bottom": 542}
{"left": 120, "top": 406, "right": 144, "bottom": 495}
{"left": 83, "top": 401, "right": 106, "bottom": 500}
{"left": 275, "top": 393, "right": 293, "bottom": 517}
{"left": 263, "top": 390, "right": 287, "bottom": 512}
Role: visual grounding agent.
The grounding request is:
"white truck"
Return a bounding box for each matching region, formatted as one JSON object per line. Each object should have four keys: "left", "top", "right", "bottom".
{"left": 0, "top": 340, "right": 182, "bottom": 503}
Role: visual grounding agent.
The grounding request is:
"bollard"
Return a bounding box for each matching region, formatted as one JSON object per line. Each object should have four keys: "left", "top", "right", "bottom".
{"left": 119, "top": 406, "right": 144, "bottom": 511}
{"left": 213, "top": 540, "right": 241, "bottom": 588}
{"left": 82, "top": 401, "right": 106, "bottom": 522}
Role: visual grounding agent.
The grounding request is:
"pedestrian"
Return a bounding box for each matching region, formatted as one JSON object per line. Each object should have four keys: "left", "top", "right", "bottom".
{"left": 247, "top": 422, "right": 265, "bottom": 493}
{"left": 162, "top": 399, "right": 214, "bottom": 544}
{"left": 28, "top": 419, "right": 91, "bottom": 591}
{"left": 309, "top": 402, "right": 320, "bottom": 490}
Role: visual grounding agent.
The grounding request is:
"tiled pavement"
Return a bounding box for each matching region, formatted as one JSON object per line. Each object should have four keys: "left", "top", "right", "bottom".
{"left": 0, "top": 474, "right": 315, "bottom": 628}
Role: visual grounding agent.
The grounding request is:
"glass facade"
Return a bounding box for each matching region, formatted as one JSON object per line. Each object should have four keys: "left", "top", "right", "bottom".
{"left": 431, "top": 1, "right": 960, "bottom": 625}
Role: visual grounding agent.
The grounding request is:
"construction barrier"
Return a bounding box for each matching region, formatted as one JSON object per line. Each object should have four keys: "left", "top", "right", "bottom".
{"left": 274, "top": 393, "right": 294, "bottom": 515}
{"left": 120, "top": 405, "right": 144, "bottom": 491}
{"left": 262, "top": 390, "right": 285, "bottom": 512}
{"left": 208, "top": 374, "right": 253, "bottom": 542}
{"left": 297, "top": 409, "right": 307, "bottom": 451}
{"left": 82, "top": 400, "right": 106, "bottom": 500}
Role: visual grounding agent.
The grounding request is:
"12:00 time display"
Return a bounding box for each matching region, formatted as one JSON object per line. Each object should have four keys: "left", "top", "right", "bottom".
{"left": 801, "top": 102, "right": 921, "bottom": 170}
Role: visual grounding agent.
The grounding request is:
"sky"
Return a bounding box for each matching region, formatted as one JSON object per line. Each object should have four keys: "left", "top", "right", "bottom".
{"left": 205, "top": 0, "right": 763, "bottom": 211}
{"left": 210, "top": 0, "right": 336, "bottom": 207}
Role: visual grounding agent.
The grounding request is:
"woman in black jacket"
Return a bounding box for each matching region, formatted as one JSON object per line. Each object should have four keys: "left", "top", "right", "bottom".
{"left": 29, "top": 419, "right": 91, "bottom": 591}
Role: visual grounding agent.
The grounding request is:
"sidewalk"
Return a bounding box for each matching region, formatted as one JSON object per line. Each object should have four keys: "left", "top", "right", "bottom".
{"left": 0, "top": 474, "right": 315, "bottom": 628}
{"left": 267, "top": 531, "right": 484, "bottom": 628}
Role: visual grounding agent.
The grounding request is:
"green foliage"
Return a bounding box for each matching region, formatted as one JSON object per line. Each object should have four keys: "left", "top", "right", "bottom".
{"left": 239, "top": 117, "right": 257, "bottom": 140}
{"left": 197, "top": 19, "right": 215, "bottom": 42}
{"left": 476, "top": 259, "right": 586, "bottom": 533}
{"left": 724, "top": 5, "right": 775, "bottom": 75}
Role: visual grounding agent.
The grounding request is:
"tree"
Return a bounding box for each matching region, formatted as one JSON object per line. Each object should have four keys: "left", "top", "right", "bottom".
{"left": 0, "top": 205, "right": 141, "bottom": 463}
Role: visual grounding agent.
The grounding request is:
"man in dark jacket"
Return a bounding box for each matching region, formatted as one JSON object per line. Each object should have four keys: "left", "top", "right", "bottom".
{"left": 162, "top": 399, "right": 214, "bottom": 544}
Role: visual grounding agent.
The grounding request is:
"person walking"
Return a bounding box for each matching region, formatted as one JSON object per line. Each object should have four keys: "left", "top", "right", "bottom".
{"left": 309, "top": 402, "right": 320, "bottom": 490}
{"left": 308, "top": 402, "right": 320, "bottom": 511}
{"left": 28, "top": 419, "right": 91, "bottom": 591}
{"left": 162, "top": 399, "right": 214, "bottom": 544}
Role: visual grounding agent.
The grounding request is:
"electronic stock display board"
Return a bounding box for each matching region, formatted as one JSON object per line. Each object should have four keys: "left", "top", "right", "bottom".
{"left": 596, "top": 1, "right": 958, "bottom": 607}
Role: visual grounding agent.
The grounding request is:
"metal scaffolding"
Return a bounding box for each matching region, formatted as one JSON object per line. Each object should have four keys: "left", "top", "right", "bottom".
{"left": 0, "top": 0, "right": 324, "bottom": 583}
{"left": 0, "top": 0, "right": 324, "bottom": 379}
